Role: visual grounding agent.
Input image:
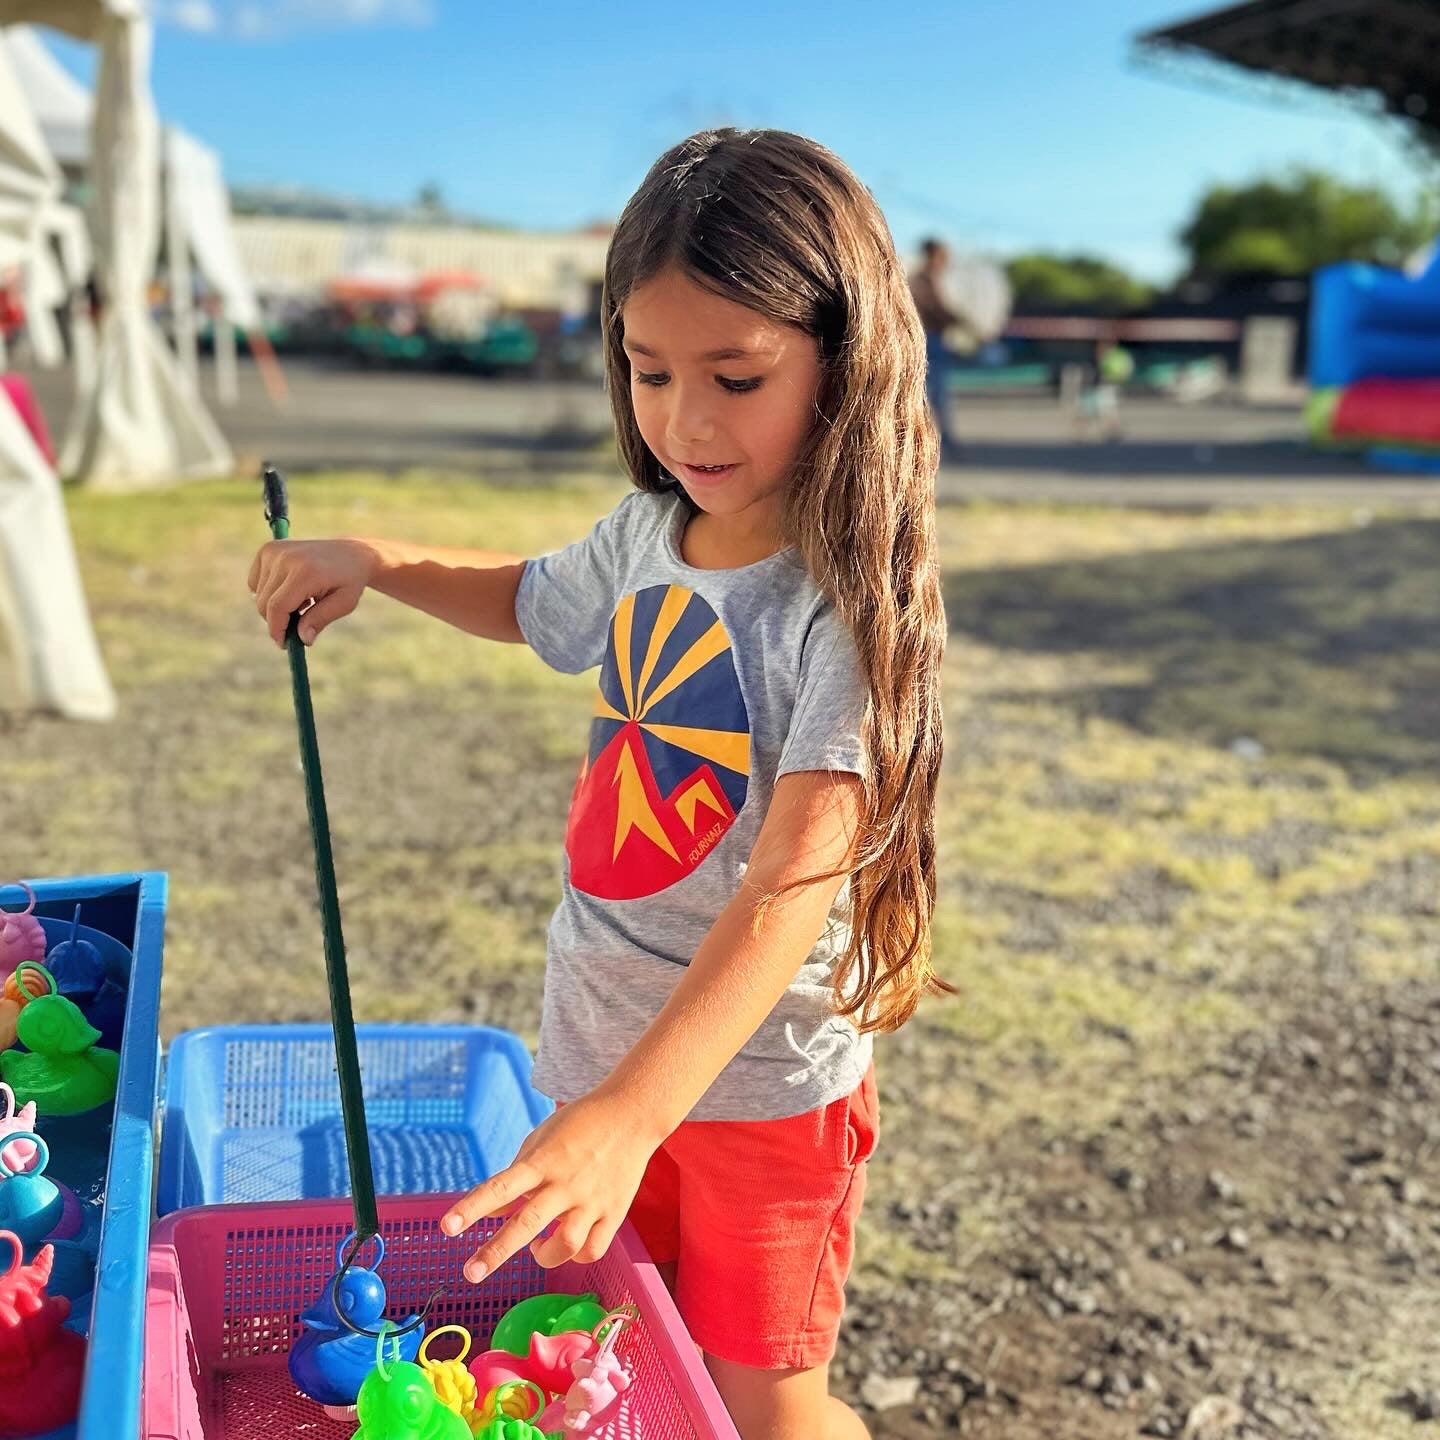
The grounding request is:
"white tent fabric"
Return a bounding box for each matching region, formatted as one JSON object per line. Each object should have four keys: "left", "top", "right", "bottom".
{"left": 166, "top": 128, "right": 260, "bottom": 329}
{"left": 7, "top": 24, "right": 260, "bottom": 333}
{"left": 37, "top": 9, "right": 231, "bottom": 485}
{"left": 0, "top": 16, "right": 113, "bottom": 717}
{"left": 0, "top": 26, "right": 60, "bottom": 271}
{"left": 0, "top": 388, "right": 115, "bottom": 720}
{"left": 0, "top": 32, "right": 93, "bottom": 368}
{"left": 3, "top": 24, "right": 91, "bottom": 169}
{"left": 20, "top": 232, "right": 66, "bottom": 365}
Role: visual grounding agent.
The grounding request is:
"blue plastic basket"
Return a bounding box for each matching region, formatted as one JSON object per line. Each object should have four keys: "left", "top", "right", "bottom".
{"left": 157, "top": 1024, "right": 553, "bottom": 1215}
{"left": 2, "top": 872, "right": 167, "bottom": 1440}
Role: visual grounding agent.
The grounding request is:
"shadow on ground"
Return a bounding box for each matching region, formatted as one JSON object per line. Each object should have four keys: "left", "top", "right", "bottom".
{"left": 944, "top": 515, "right": 1440, "bottom": 777}
{"left": 949, "top": 438, "right": 1381, "bottom": 481}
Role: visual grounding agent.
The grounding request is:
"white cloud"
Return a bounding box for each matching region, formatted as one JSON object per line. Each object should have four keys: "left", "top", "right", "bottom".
{"left": 284, "top": 0, "right": 434, "bottom": 23}
{"left": 157, "top": 0, "right": 435, "bottom": 36}
{"left": 160, "top": 0, "right": 221, "bottom": 30}
{"left": 233, "top": 4, "right": 269, "bottom": 36}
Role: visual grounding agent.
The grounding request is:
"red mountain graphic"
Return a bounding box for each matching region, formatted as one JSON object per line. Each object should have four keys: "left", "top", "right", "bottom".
{"left": 566, "top": 721, "right": 738, "bottom": 900}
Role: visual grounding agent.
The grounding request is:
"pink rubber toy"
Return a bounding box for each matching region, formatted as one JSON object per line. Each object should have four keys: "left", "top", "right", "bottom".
{"left": 469, "top": 1327, "right": 597, "bottom": 1404}
{"left": 467, "top": 1348, "right": 534, "bottom": 1401}
{"left": 0, "top": 888, "right": 44, "bottom": 983}
{"left": 526, "top": 1328, "right": 597, "bottom": 1396}
{"left": 561, "top": 1313, "right": 634, "bottom": 1436}
{"left": 0, "top": 1086, "right": 38, "bottom": 1174}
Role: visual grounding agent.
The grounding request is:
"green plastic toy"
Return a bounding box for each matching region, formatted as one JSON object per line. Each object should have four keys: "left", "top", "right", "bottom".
{"left": 472, "top": 1385, "right": 551, "bottom": 1440}
{"left": 549, "top": 1300, "right": 607, "bottom": 1337}
{"left": 489, "top": 1292, "right": 600, "bottom": 1358}
{"left": 473, "top": 1416, "right": 551, "bottom": 1440}
{"left": 350, "top": 1324, "right": 470, "bottom": 1440}
{"left": 0, "top": 969, "right": 119, "bottom": 1116}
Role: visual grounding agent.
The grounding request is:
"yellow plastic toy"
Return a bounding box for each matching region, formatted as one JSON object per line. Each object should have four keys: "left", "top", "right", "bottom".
{"left": 416, "top": 1326, "right": 478, "bottom": 1431}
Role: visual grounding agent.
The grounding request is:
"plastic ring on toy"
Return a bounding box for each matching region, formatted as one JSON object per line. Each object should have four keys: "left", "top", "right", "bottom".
{"left": 0, "top": 884, "right": 36, "bottom": 918}
{"left": 372, "top": 1319, "right": 403, "bottom": 1381}
{"left": 591, "top": 1309, "right": 634, "bottom": 1347}
{"left": 336, "top": 1230, "right": 385, "bottom": 1273}
{"left": 0, "top": 1132, "right": 46, "bottom": 1181}
{"left": 489, "top": 1380, "right": 545, "bottom": 1422}
{"left": 0, "top": 1228, "right": 20, "bottom": 1279}
{"left": 11, "top": 962, "right": 54, "bottom": 1001}
{"left": 419, "top": 1324, "right": 472, "bottom": 1366}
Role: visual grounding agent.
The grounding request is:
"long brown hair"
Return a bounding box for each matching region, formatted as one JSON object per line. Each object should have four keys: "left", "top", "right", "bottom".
{"left": 602, "top": 128, "right": 951, "bottom": 1033}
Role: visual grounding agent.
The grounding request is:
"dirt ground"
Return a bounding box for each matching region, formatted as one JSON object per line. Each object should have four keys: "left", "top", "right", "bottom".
{"left": 4, "top": 465, "right": 1440, "bottom": 1438}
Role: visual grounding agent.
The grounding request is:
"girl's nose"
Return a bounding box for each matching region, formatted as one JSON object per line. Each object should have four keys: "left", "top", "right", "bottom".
{"left": 666, "top": 387, "right": 717, "bottom": 447}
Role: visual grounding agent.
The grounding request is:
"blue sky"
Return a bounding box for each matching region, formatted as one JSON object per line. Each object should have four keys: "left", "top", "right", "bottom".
{"left": 43, "top": 0, "right": 1427, "bottom": 282}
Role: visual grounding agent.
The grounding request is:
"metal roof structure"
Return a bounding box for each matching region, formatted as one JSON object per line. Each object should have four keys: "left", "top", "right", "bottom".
{"left": 1137, "top": 0, "right": 1440, "bottom": 141}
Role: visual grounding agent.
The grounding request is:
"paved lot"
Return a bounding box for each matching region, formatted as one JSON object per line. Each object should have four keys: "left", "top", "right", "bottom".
{"left": 30, "top": 357, "right": 1440, "bottom": 507}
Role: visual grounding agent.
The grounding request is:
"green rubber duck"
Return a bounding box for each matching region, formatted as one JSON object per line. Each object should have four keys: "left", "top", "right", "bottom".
{"left": 350, "top": 1358, "right": 471, "bottom": 1440}
{"left": 0, "top": 992, "right": 119, "bottom": 1115}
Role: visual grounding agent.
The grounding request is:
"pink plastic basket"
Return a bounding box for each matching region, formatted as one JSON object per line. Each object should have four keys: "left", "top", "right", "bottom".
{"left": 143, "top": 1194, "right": 739, "bottom": 1440}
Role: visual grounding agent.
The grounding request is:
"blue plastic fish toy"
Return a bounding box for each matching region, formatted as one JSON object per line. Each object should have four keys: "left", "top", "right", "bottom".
{"left": 289, "top": 1235, "right": 421, "bottom": 1408}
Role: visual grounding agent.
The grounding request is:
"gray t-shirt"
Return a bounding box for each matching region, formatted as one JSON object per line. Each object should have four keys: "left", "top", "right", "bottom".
{"left": 514, "top": 486, "right": 873, "bottom": 1121}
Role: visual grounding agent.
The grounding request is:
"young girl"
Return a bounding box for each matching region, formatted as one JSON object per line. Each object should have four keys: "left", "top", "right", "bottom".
{"left": 248, "top": 128, "right": 948, "bottom": 1440}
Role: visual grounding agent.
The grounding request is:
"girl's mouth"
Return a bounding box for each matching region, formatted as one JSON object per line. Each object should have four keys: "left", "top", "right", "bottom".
{"left": 679, "top": 463, "right": 738, "bottom": 484}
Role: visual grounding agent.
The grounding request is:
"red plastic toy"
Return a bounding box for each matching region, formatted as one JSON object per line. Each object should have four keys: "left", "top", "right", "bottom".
{"left": 0, "top": 1229, "right": 86, "bottom": 1437}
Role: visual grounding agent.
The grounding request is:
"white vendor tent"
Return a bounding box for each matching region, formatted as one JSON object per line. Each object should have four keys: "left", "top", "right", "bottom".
{"left": 0, "top": 36, "right": 112, "bottom": 717}
{"left": 0, "top": 25, "right": 88, "bottom": 372}
{"left": 5, "top": 25, "right": 261, "bottom": 345}
{"left": 0, "top": 392, "right": 116, "bottom": 719}
{"left": 3, "top": 23, "right": 90, "bottom": 169}
{"left": 0, "top": 0, "right": 231, "bottom": 487}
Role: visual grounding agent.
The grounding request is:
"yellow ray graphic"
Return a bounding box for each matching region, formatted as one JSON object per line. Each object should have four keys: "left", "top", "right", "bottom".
{"left": 636, "top": 586, "right": 691, "bottom": 712}
{"left": 675, "top": 777, "right": 726, "bottom": 832}
{"left": 593, "top": 690, "right": 627, "bottom": 724}
{"left": 640, "top": 722, "right": 750, "bottom": 776}
{"left": 611, "top": 737, "right": 679, "bottom": 863}
{"left": 612, "top": 594, "right": 637, "bottom": 717}
{"left": 637, "top": 621, "right": 731, "bottom": 718}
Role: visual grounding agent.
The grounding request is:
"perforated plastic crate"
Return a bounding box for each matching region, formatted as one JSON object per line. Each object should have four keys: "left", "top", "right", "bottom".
{"left": 157, "top": 1025, "right": 552, "bottom": 1214}
{"left": 143, "top": 1195, "right": 739, "bottom": 1440}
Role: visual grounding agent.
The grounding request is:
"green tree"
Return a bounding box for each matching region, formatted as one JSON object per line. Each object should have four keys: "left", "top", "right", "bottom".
{"left": 1005, "top": 253, "right": 1154, "bottom": 311}
{"left": 414, "top": 181, "right": 449, "bottom": 219}
{"left": 1181, "top": 170, "right": 1435, "bottom": 277}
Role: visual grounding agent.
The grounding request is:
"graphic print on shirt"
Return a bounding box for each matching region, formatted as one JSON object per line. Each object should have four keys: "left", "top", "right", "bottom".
{"left": 565, "top": 583, "right": 750, "bottom": 900}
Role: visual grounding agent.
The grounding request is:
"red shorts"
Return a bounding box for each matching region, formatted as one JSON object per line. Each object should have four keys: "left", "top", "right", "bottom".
{"left": 625, "top": 1064, "right": 879, "bottom": 1371}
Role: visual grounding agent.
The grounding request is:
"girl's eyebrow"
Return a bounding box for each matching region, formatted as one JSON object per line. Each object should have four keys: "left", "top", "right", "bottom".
{"left": 624, "top": 340, "right": 768, "bottom": 362}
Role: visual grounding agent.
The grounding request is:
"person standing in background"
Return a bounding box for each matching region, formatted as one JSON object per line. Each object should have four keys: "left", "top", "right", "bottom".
{"left": 1073, "top": 340, "right": 1134, "bottom": 443}
{"left": 910, "top": 238, "right": 966, "bottom": 462}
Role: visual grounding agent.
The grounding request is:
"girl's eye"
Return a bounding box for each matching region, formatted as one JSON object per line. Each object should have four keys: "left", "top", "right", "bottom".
{"left": 634, "top": 371, "right": 669, "bottom": 387}
{"left": 718, "top": 377, "right": 763, "bottom": 394}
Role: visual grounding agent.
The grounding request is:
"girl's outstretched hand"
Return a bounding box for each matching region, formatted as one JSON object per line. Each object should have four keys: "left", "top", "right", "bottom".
{"left": 440, "top": 1089, "right": 658, "bottom": 1282}
{"left": 247, "top": 537, "right": 379, "bottom": 648}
